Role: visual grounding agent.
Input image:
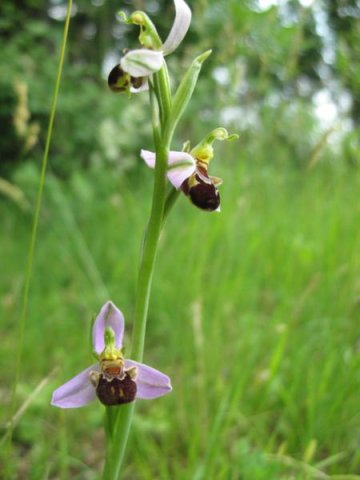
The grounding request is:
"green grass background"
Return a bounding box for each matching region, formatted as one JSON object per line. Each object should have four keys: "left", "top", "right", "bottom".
{"left": 1, "top": 142, "right": 360, "bottom": 479}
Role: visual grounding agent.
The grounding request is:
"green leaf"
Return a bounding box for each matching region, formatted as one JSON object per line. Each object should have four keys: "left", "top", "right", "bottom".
{"left": 166, "top": 50, "right": 212, "bottom": 141}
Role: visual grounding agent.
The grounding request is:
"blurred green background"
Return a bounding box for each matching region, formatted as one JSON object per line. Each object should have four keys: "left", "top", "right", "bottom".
{"left": 1, "top": 0, "right": 360, "bottom": 478}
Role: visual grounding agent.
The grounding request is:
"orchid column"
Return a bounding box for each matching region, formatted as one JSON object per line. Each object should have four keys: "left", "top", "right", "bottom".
{"left": 51, "top": 1, "right": 237, "bottom": 478}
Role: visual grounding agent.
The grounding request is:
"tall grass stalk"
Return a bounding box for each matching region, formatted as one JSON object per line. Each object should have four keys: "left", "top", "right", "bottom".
{"left": 3, "top": 0, "right": 72, "bottom": 466}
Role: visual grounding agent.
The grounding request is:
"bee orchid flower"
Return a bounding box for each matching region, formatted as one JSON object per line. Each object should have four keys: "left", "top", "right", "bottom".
{"left": 108, "top": 0, "right": 191, "bottom": 93}
{"left": 141, "top": 148, "right": 222, "bottom": 212}
{"left": 51, "top": 301, "right": 172, "bottom": 408}
{"left": 141, "top": 128, "right": 238, "bottom": 212}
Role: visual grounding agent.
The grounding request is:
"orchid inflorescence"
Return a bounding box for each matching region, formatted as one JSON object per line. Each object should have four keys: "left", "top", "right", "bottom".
{"left": 107, "top": 0, "right": 238, "bottom": 212}
{"left": 51, "top": 0, "right": 237, "bottom": 476}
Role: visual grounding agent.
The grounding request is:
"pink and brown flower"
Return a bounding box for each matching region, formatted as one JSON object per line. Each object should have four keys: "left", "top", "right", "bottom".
{"left": 51, "top": 301, "right": 171, "bottom": 408}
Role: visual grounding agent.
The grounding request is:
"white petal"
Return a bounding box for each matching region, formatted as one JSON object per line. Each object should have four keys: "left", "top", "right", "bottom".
{"left": 162, "top": 0, "right": 192, "bottom": 55}
{"left": 140, "top": 149, "right": 156, "bottom": 169}
{"left": 141, "top": 150, "right": 196, "bottom": 189}
{"left": 167, "top": 151, "right": 196, "bottom": 189}
{"left": 121, "top": 49, "right": 164, "bottom": 77}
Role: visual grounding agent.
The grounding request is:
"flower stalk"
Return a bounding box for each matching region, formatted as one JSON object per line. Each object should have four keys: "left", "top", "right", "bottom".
{"left": 102, "top": 64, "right": 172, "bottom": 479}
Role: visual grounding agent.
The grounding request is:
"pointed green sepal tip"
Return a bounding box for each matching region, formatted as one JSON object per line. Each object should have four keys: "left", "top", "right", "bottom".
{"left": 195, "top": 49, "right": 212, "bottom": 65}
{"left": 169, "top": 50, "right": 213, "bottom": 136}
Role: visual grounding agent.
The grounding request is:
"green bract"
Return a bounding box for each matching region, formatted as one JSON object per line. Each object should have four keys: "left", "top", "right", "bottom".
{"left": 166, "top": 50, "right": 213, "bottom": 140}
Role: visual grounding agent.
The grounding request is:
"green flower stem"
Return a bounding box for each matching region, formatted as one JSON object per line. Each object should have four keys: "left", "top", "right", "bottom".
{"left": 153, "top": 65, "right": 172, "bottom": 130}
{"left": 102, "top": 48, "right": 207, "bottom": 480}
{"left": 158, "top": 62, "right": 172, "bottom": 123}
{"left": 131, "top": 141, "right": 169, "bottom": 359}
{"left": 102, "top": 64, "right": 172, "bottom": 480}
{"left": 149, "top": 82, "right": 161, "bottom": 146}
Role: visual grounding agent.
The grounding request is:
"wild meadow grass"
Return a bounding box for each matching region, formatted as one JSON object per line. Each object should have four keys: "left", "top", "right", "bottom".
{"left": 1, "top": 146, "right": 360, "bottom": 478}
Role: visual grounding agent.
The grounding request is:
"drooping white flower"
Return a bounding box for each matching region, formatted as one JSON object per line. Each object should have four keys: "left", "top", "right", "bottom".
{"left": 121, "top": 0, "right": 191, "bottom": 77}
{"left": 108, "top": 0, "right": 192, "bottom": 93}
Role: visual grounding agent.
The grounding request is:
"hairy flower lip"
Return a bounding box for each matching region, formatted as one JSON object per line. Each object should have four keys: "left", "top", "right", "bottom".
{"left": 186, "top": 177, "right": 221, "bottom": 212}
{"left": 51, "top": 301, "right": 172, "bottom": 408}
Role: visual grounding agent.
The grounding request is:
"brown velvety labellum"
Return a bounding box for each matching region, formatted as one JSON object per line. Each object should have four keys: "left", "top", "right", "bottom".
{"left": 189, "top": 182, "right": 220, "bottom": 211}
{"left": 96, "top": 372, "right": 137, "bottom": 406}
{"left": 108, "top": 65, "right": 129, "bottom": 93}
{"left": 181, "top": 167, "right": 221, "bottom": 212}
{"left": 130, "top": 76, "right": 145, "bottom": 89}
